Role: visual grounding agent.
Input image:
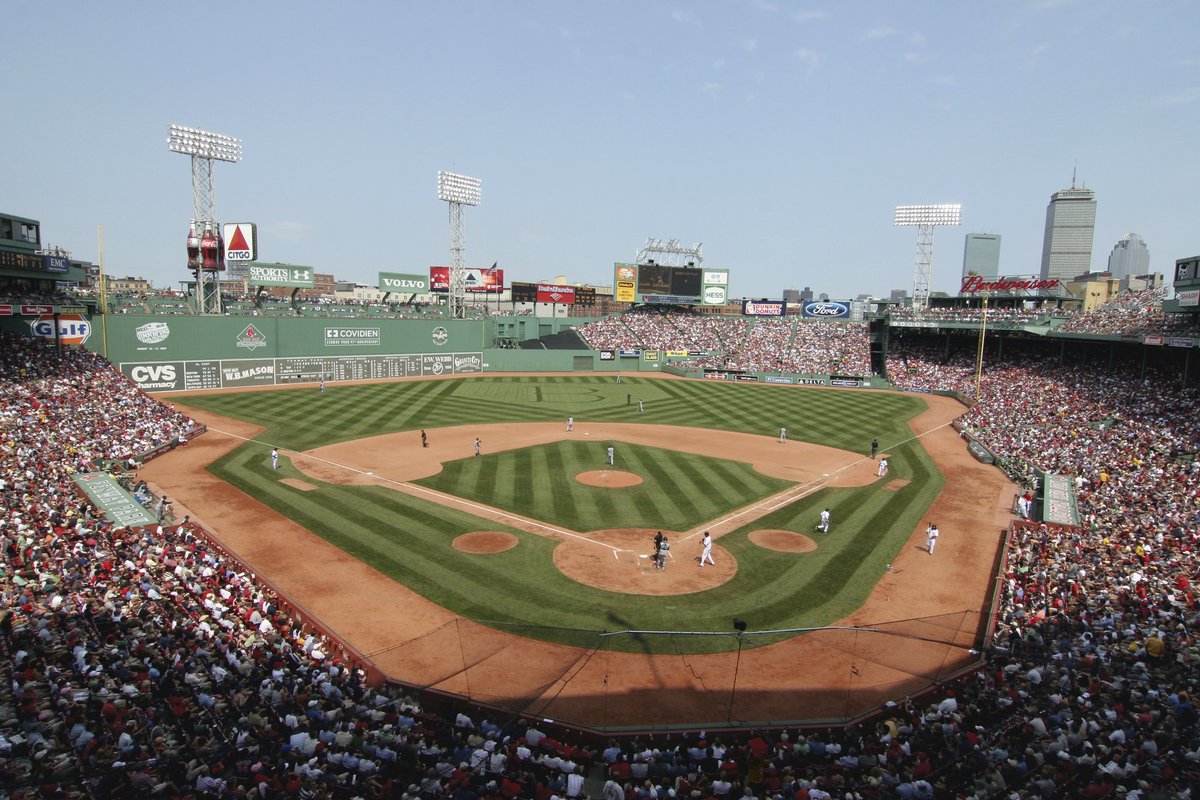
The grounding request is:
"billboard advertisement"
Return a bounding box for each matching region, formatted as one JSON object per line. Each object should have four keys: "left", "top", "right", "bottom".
{"left": 801, "top": 301, "right": 851, "bottom": 319}
{"left": 248, "top": 264, "right": 315, "bottom": 288}
{"left": 429, "top": 267, "right": 504, "bottom": 293}
{"left": 614, "top": 263, "right": 728, "bottom": 305}
{"left": 742, "top": 300, "right": 786, "bottom": 317}
{"left": 378, "top": 272, "right": 430, "bottom": 293}
{"left": 537, "top": 284, "right": 575, "bottom": 303}
{"left": 222, "top": 223, "right": 257, "bottom": 262}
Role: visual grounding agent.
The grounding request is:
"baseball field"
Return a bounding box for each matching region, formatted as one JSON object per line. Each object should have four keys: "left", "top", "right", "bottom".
{"left": 146, "top": 374, "right": 1016, "bottom": 730}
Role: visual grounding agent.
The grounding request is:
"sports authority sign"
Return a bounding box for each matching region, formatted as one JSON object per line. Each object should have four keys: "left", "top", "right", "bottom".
{"left": 222, "top": 223, "right": 257, "bottom": 262}
{"left": 378, "top": 272, "right": 429, "bottom": 293}
{"left": 248, "top": 264, "right": 314, "bottom": 288}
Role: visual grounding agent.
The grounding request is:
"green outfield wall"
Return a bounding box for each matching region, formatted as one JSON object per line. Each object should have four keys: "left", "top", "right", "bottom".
{"left": 2, "top": 311, "right": 876, "bottom": 391}
{"left": 70, "top": 314, "right": 490, "bottom": 391}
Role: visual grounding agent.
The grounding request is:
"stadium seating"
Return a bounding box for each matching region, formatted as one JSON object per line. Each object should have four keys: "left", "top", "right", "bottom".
{"left": 2, "top": 323, "right": 1198, "bottom": 798}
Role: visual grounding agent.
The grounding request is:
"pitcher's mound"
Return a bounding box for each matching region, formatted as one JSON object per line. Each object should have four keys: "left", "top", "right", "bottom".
{"left": 749, "top": 529, "right": 818, "bottom": 553}
{"left": 576, "top": 470, "right": 643, "bottom": 488}
{"left": 453, "top": 531, "right": 519, "bottom": 554}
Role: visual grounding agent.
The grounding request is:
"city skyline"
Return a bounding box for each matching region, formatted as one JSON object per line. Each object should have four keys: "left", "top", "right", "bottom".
{"left": 3, "top": 2, "right": 1198, "bottom": 301}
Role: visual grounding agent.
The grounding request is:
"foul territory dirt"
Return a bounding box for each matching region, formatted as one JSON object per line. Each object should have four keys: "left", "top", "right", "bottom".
{"left": 143, "top": 376, "right": 1015, "bottom": 729}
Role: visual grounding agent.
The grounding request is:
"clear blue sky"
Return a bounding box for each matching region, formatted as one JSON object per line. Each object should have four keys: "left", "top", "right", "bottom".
{"left": 4, "top": 1, "right": 1198, "bottom": 300}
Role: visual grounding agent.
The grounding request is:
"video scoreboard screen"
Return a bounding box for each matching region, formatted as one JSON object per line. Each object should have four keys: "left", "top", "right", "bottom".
{"left": 615, "top": 263, "right": 728, "bottom": 305}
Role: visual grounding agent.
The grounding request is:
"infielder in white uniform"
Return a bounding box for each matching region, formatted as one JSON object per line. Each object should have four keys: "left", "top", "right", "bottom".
{"left": 699, "top": 531, "right": 715, "bottom": 567}
{"left": 816, "top": 507, "right": 831, "bottom": 534}
{"left": 606, "top": 446, "right": 614, "bottom": 466}
{"left": 877, "top": 458, "right": 889, "bottom": 477}
{"left": 566, "top": 416, "right": 574, "bottom": 432}
{"left": 271, "top": 448, "right": 279, "bottom": 470}
{"left": 925, "top": 523, "right": 940, "bottom": 554}
{"left": 779, "top": 427, "right": 788, "bottom": 444}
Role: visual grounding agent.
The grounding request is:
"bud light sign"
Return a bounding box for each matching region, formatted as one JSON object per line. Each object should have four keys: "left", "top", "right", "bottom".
{"left": 802, "top": 301, "right": 850, "bottom": 319}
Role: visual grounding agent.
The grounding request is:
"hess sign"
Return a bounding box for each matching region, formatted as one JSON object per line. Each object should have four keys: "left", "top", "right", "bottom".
{"left": 223, "top": 223, "right": 257, "bottom": 262}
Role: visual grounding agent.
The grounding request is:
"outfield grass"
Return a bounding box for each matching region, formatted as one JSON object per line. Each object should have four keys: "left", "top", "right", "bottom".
{"left": 187, "top": 376, "right": 943, "bottom": 653}
{"left": 417, "top": 441, "right": 794, "bottom": 532}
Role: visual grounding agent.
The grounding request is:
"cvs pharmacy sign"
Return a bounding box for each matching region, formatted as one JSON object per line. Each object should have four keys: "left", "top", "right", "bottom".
{"left": 122, "top": 361, "right": 184, "bottom": 391}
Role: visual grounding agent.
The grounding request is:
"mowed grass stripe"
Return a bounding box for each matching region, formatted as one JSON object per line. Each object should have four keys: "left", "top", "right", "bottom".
{"left": 189, "top": 375, "right": 951, "bottom": 652}
{"left": 420, "top": 441, "right": 793, "bottom": 533}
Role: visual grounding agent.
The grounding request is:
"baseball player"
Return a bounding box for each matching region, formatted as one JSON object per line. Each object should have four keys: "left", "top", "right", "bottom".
{"left": 474, "top": 438, "right": 481, "bottom": 457}
{"left": 699, "top": 531, "right": 715, "bottom": 567}
{"left": 877, "top": 458, "right": 889, "bottom": 477}
{"left": 871, "top": 438, "right": 879, "bottom": 459}
{"left": 779, "top": 427, "right": 788, "bottom": 444}
{"left": 925, "top": 522, "right": 940, "bottom": 555}
{"left": 816, "top": 507, "right": 831, "bottom": 534}
{"left": 271, "top": 448, "right": 279, "bottom": 470}
{"left": 606, "top": 446, "right": 614, "bottom": 466}
{"left": 637, "top": 399, "right": 644, "bottom": 413}
{"left": 320, "top": 376, "right": 326, "bottom": 393}
{"left": 566, "top": 416, "right": 574, "bottom": 432}
{"left": 656, "top": 535, "right": 670, "bottom": 570}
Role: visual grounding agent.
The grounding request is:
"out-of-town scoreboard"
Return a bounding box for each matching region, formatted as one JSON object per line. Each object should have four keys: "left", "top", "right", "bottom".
{"left": 613, "top": 263, "right": 729, "bottom": 305}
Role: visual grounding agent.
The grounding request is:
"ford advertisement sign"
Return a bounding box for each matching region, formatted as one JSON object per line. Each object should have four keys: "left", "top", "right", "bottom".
{"left": 801, "top": 301, "right": 850, "bottom": 319}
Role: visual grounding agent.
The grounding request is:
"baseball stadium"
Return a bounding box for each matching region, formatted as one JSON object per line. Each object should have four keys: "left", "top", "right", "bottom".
{"left": 2, "top": 251, "right": 1200, "bottom": 797}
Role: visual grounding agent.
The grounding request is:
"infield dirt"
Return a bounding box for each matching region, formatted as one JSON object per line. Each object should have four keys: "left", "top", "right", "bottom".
{"left": 144, "top": 377, "right": 1016, "bottom": 729}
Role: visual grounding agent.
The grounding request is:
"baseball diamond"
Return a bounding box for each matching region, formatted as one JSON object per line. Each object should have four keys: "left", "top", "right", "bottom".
{"left": 144, "top": 373, "right": 1011, "bottom": 729}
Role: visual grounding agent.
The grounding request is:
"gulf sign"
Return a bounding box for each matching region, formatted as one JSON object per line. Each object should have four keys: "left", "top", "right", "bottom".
{"left": 537, "top": 284, "right": 575, "bottom": 303}
{"left": 742, "top": 300, "right": 786, "bottom": 317}
{"left": 30, "top": 314, "right": 92, "bottom": 345}
{"left": 801, "top": 301, "right": 850, "bottom": 319}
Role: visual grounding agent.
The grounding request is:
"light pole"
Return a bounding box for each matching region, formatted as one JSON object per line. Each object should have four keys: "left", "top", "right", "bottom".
{"left": 974, "top": 293, "right": 989, "bottom": 400}
{"left": 437, "top": 171, "right": 481, "bottom": 320}
{"left": 894, "top": 204, "right": 962, "bottom": 311}
{"left": 728, "top": 618, "right": 747, "bottom": 723}
{"left": 168, "top": 125, "right": 242, "bottom": 314}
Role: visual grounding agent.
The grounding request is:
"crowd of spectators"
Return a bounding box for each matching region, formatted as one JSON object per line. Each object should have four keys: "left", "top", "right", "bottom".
{"left": 1055, "top": 290, "right": 1170, "bottom": 337}
{"left": 579, "top": 311, "right": 872, "bottom": 377}
{"left": 3, "top": 324, "right": 1200, "bottom": 797}
{"left": 576, "top": 309, "right": 742, "bottom": 354}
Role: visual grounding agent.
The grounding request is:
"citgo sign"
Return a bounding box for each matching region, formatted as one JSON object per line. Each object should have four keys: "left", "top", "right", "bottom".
{"left": 30, "top": 314, "right": 92, "bottom": 345}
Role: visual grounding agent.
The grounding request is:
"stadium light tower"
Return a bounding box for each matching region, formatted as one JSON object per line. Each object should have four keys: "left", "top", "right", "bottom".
{"left": 894, "top": 204, "right": 962, "bottom": 311}
{"left": 437, "top": 171, "right": 482, "bottom": 320}
{"left": 168, "top": 125, "right": 242, "bottom": 314}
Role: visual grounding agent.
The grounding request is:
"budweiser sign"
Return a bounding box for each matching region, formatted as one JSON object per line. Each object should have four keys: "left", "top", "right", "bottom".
{"left": 961, "top": 275, "right": 1061, "bottom": 294}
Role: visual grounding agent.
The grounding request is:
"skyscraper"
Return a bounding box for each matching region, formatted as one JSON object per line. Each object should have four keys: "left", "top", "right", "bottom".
{"left": 962, "top": 233, "right": 1002, "bottom": 279}
{"left": 1039, "top": 180, "right": 1097, "bottom": 282}
{"left": 1106, "top": 233, "right": 1150, "bottom": 279}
